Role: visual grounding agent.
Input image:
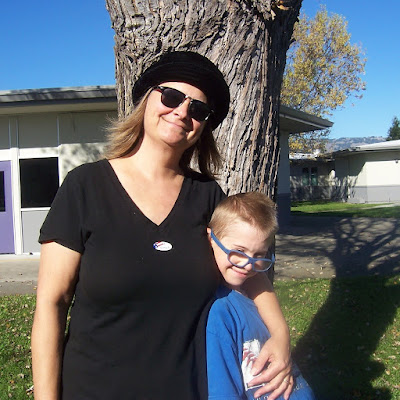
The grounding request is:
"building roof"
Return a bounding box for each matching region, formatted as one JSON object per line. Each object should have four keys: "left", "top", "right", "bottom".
{"left": 352, "top": 139, "right": 400, "bottom": 151}
{"left": 0, "top": 86, "right": 117, "bottom": 114}
{"left": 0, "top": 86, "right": 333, "bottom": 134}
{"left": 333, "top": 139, "right": 400, "bottom": 157}
{"left": 279, "top": 105, "right": 333, "bottom": 133}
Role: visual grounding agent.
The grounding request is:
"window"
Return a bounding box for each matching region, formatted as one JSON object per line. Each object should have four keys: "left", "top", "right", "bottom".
{"left": 0, "top": 171, "right": 5, "bottom": 212}
{"left": 20, "top": 158, "right": 59, "bottom": 208}
{"left": 301, "top": 167, "right": 319, "bottom": 186}
{"left": 302, "top": 168, "right": 309, "bottom": 186}
{"left": 310, "top": 167, "right": 318, "bottom": 186}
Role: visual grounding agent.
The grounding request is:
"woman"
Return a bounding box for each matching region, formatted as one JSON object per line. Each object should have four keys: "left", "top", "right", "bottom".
{"left": 31, "top": 51, "right": 292, "bottom": 399}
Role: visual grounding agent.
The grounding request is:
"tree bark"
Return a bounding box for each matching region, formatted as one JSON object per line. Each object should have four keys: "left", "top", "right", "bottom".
{"left": 105, "top": 0, "right": 302, "bottom": 198}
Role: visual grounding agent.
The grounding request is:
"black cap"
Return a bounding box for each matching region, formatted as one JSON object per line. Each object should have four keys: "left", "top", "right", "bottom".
{"left": 132, "top": 51, "right": 230, "bottom": 128}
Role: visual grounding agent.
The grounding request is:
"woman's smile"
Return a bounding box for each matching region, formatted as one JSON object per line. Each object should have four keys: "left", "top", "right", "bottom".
{"left": 142, "top": 81, "right": 207, "bottom": 150}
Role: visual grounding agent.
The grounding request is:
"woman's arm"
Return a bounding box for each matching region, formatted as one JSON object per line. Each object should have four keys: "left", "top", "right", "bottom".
{"left": 31, "top": 242, "right": 81, "bottom": 400}
{"left": 243, "top": 273, "right": 293, "bottom": 400}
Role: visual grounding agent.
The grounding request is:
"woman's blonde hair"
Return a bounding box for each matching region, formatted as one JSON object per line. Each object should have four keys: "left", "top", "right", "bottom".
{"left": 104, "top": 88, "right": 222, "bottom": 178}
{"left": 104, "top": 89, "right": 152, "bottom": 160}
{"left": 209, "top": 192, "right": 278, "bottom": 244}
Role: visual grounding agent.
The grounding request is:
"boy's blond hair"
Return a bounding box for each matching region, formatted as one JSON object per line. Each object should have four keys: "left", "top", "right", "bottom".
{"left": 209, "top": 192, "right": 278, "bottom": 245}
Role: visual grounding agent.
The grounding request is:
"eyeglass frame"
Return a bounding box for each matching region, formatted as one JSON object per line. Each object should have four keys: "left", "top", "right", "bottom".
{"left": 210, "top": 230, "right": 275, "bottom": 272}
{"left": 153, "top": 85, "right": 213, "bottom": 122}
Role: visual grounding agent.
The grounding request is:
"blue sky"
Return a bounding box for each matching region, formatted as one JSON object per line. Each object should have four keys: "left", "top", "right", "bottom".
{"left": 0, "top": 1, "right": 115, "bottom": 89}
{"left": 1, "top": 0, "right": 398, "bottom": 139}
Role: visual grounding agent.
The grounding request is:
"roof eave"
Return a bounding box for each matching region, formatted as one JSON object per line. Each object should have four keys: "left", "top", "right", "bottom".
{"left": 0, "top": 85, "right": 117, "bottom": 114}
{"left": 279, "top": 104, "right": 333, "bottom": 133}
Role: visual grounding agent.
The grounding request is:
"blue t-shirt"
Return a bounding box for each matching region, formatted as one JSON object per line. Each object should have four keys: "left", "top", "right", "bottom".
{"left": 206, "top": 286, "right": 315, "bottom": 400}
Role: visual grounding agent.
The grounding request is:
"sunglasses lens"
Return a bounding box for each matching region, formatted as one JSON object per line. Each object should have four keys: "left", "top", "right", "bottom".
{"left": 161, "top": 88, "right": 185, "bottom": 108}
{"left": 158, "top": 87, "right": 211, "bottom": 122}
{"left": 189, "top": 101, "right": 211, "bottom": 122}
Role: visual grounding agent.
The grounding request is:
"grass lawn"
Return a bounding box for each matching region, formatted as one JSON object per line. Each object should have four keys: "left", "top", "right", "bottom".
{"left": 276, "top": 276, "right": 400, "bottom": 400}
{"left": 1, "top": 276, "right": 399, "bottom": 399}
{"left": 291, "top": 200, "right": 400, "bottom": 218}
{"left": 0, "top": 294, "right": 35, "bottom": 398}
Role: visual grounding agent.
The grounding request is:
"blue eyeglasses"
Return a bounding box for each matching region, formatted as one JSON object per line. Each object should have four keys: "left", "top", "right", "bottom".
{"left": 210, "top": 230, "right": 275, "bottom": 272}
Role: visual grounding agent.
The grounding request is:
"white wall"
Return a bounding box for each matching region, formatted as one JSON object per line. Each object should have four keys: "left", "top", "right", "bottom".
{"left": 364, "top": 151, "right": 400, "bottom": 186}
{"left": 59, "top": 143, "right": 106, "bottom": 179}
{"left": 0, "top": 117, "right": 10, "bottom": 149}
{"left": 0, "top": 109, "right": 116, "bottom": 254}
{"left": 277, "top": 131, "right": 291, "bottom": 225}
{"left": 347, "top": 153, "right": 367, "bottom": 186}
{"left": 18, "top": 114, "right": 58, "bottom": 148}
{"left": 336, "top": 150, "right": 400, "bottom": 203}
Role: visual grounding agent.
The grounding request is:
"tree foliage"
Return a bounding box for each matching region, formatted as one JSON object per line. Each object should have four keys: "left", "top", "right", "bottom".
{"left": 281, "top": 6, "right": 366, "bottom": 153}
{"left": 288, "top": 128, "right": 329, "bottom": 154}
{"left": 387, "top": 116, "right": 400, "bottom": 141}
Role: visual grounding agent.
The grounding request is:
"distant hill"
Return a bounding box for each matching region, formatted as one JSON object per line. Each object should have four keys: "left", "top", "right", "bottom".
{"left": 325, "top": 136, "right": 386, "bottom": 152}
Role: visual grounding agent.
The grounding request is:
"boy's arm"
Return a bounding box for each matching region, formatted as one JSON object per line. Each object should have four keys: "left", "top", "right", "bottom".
{"left": 206, "top": 331, "right": 246, "bottom": 400}
{"left": 242, "top": 273, "right": 293, "bottom": 400}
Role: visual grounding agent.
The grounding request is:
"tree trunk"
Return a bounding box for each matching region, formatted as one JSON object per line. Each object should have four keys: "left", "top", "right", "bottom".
{"left": 105, "top": 0, "right": 302, "bottom": 198}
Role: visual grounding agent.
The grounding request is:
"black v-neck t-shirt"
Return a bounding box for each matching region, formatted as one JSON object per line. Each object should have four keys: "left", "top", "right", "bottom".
{"left": 39, "top": 159, "right": 225, "bottom": 399}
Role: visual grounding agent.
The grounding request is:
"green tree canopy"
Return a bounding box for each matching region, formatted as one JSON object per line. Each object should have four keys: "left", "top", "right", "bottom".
{"left": 281, "top": 6, "right": 366, "bottom": 153}
{"left": 387, "top": 116, "right": 400, "bottom": 141}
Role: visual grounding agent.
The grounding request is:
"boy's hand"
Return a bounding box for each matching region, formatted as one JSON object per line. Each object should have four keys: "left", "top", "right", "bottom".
{"left": 248, "top": 336, "right": 293, "bottom": 400}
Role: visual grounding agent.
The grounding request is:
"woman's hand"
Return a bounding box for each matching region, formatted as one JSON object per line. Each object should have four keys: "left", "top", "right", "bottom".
{"left": 248, "top": 335, "right": 293, "bottom": 400}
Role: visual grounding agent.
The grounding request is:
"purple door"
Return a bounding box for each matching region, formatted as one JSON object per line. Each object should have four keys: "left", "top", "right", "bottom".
{"left": 0, "top": 161, "right": 15, "bottom": 253}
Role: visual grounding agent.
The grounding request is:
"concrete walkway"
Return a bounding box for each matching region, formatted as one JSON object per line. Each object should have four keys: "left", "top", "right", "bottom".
{"left": 1, "top": 216, "right": 399, "bottom": 296}
{"left": 274, "top": 215, "right": 400, "bottom": 280}
{"left": 0, "top": 254, "right": 39, "bottom": 296}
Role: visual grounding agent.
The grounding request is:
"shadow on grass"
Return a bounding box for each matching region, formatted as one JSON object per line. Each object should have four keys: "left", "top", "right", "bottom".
{"left": 331, "top": 218, "right": 400, "bottom": 278}
{"left": 292, "top": 276, "right": 400, "bottom": 399}
{"left": 279, "top": 216, "right": 400, "bottom": 278}
{"left": 279, "top": 216, "right": 400, "bottom": 398}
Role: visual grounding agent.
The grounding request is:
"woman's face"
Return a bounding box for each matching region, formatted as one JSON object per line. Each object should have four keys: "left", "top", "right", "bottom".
{"left": 143, "top": 81, "right": 209, "bottom": 152}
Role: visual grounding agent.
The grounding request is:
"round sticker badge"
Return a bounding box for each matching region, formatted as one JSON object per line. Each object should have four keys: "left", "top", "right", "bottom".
{"left": 153, "top": 241, "right": 173, "bottom": 252}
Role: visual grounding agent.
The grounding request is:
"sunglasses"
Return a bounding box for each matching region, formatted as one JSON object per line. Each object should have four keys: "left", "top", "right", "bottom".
{"left": 154, "top": 86, "right": 213, "bottom": 122}
{"left": 210, "top": 230, "right": 275, "bottom": 273}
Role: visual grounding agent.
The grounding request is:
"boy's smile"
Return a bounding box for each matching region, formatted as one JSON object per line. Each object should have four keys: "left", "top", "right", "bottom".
{"left": 208, "top": 221, "right": 270, "bottom": 292}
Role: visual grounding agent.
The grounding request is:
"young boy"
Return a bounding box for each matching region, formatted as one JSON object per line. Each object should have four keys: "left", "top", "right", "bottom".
{"left": 206, "top": 192, "right": 315, "bottom": 400}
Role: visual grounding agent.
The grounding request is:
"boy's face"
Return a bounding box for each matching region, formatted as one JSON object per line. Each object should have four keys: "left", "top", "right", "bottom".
{"left": 208, "top": 221, "right": 270, "bottom": 291}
